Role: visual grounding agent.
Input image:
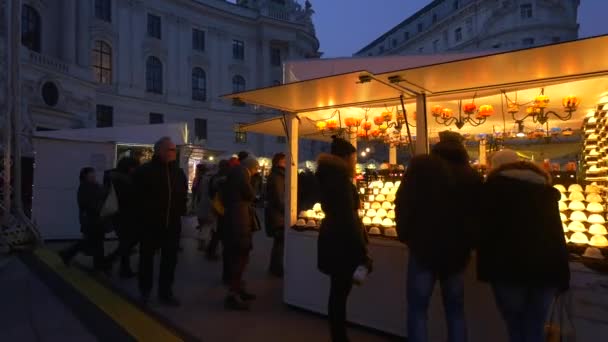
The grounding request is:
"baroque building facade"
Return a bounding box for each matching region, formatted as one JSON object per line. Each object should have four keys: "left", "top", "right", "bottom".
{"left": 355, "top": 0, "right": 579, "bottom": 57}
{"left": 14, "top": 0, "right": 319, "bottom": 158}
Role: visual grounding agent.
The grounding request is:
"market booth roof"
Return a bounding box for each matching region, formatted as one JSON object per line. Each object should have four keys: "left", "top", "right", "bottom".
{"left": 227, "top": 35, "right": 608, "bottom": 137}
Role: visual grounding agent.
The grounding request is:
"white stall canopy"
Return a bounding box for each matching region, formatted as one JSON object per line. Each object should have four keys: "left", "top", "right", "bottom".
{"left": 226, "top": 35, "right": 608, "bottom": 137}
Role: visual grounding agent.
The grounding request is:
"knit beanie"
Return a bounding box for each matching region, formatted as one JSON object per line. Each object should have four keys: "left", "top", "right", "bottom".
{"left": 330, "top": 135, "right": 356, "bottom": 158}
{"left": 491, "top": 149, "right": 519, "bottom": 169}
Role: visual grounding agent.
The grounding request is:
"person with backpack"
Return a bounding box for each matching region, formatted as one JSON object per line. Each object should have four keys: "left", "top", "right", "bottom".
{"left": 59, "top": 167, "right": 109, "bottom": 272}
{"left": 207, "top": 159, "right": 230, "bottom": 262}
{"left": 265, "top": 153, "right": 286, "bottom": 277}
{"left": 395, "top": 137, "right": 482, "bottom": 342}
{"left": 103, "top": 157, "right": 140, "bottom": 278}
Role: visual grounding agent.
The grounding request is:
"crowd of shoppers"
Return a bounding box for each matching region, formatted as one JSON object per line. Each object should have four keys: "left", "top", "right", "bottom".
{"left": 393, "top": 135, "right": 569, "bottom": 342}
{"left": 59, "top": 133, "right": 570, "bottom": 341}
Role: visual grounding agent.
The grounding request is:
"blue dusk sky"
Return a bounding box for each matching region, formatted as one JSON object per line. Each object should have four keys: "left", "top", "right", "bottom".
{"left": 308, "top": 0, "right": 608, "bottom": 57}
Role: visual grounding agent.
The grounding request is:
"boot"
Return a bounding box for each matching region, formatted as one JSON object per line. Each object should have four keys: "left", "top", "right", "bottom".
{"left": 224, "top": 294, "right": 250, "bottom": 311}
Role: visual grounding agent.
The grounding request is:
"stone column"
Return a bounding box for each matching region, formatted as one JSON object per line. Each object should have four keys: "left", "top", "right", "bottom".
{"left": 76, "top": 0, "right": 91, "bottom": 67}
{"left": 62, "top": 0, "right": 76, "bottom": 64}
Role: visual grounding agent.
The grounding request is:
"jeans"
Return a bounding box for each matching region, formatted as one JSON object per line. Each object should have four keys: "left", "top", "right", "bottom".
{"left": 407, "top": 256, "right": 467, "bottom": 342}
{"left": 328, "top": 272, "right": 354, "bottom": 342}
{"left": 492, "top": 284, "right": 556, "bottom": 342}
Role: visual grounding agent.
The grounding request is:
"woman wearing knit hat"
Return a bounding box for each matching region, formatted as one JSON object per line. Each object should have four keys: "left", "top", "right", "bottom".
{"left": 316, "top": 136, "right": 371, "bottom": 342}
{"left": 480, "top": 149, "right": 570, "bottom": 342}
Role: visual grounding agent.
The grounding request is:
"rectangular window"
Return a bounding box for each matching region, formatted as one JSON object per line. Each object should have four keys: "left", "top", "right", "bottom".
{"left": 195, "top": 118, "right": 208, "bottom": 140}
{"left": 466, "top": 18, "right": 473, "bottom": 34}
{"left": 96, "top": 105, "right": 113, "bottom": 128}
{"left": 443, "top": 30, "right": 449, "bottom": 45}
{"left": 552, "top": 36, "right": 561, "bottom": 43}
{"left": 418, "top": 47, "right": 424, "bottom": 53}
{"left": 147, "top": 14, "right": 161, "bottom": 39}
{"left": 455, "top": 28, "right": 463, "bottom": 42}
{"left": 521, "top": 4, "right": 533, "bottom": 19}
{"left": 95, "top": 0, "right": 111, "bottom": 22}
{"left": 277, "top": 136, "right": 287, "bottom": 144}
{"left": 417, "top": 23, "right": 423, "bottom": 33}
{"left": 453, "top": 1, "right": 459, "bottom": 10}
{"left": 149, "top": 113, "right": 164, "bottom": 124}
{"left": 271, "top": 48, "right": 281, "bottom": 66}
{"left": 192, "top": 29, "right": 205, "bottom": 51}
{"left": 432, "top": 14, "right": 437, "bottom": 24}
{"left": 404, "top": 31, "right": 410, "bottom": 41}
{"left": 522, "top": 37, "right": 535, "bottom": 46}
{"left": 233, "top": 40, "right": 245, "bottom": 60}
{"left": 392, "top": 39, "right": 397, "bottom": 48}
{"left": 235, "top": 124, "right": 247, "bottom": 144}
{"left": 379, "top": 45, "right": 385, "bottom": 53}
{"left": 433, "top": 40, "right": 439, "bottom": 52}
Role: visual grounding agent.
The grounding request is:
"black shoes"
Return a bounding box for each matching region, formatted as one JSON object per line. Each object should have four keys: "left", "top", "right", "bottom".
{"left": 119, "top": 269, "right": 137, "bottom": 279}
{"left": 239, "top": 290, "right": 257, "bottom": 301}
{"left": 58, "top": 251, "right": 71, "bottom": 267}
{"left": 159, "top": 294, "right": 181, "bottom": 307}
{"left": 225, "top": 295, "right": 250, "bottom": 311}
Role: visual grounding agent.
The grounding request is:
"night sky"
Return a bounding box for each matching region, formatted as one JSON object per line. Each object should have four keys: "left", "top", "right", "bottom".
{"left": 308, "top": 0, "right": 608, "bottom": 58}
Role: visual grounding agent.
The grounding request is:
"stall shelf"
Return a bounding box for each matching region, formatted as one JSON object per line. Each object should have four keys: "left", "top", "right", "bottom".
{"left": 224, "top": 35, "right": 608, "bottom": 339}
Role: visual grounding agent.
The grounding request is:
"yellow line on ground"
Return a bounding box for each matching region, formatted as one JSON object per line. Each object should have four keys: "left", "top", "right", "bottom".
{"left": 34, "top": 248, "right": 183, "bottom": 342}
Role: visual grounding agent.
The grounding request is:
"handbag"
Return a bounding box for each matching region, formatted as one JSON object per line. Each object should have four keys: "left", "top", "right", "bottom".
{"left": 545, "top": 292, "right": 576, "bottom": 342}
{"left": 211, "top": 192, "right": 225, "bottom": 216}
{"left": 100, "top": 183, "right": 119, "bottom": 218}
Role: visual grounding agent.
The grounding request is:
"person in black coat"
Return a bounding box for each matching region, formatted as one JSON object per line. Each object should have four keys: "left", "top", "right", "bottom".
{"left": 395, "top": 139, "right": 482, "bottom": 342}
{"left": 480, "top": 149, "right": 570, "bottom": 342}
{"left": 103, "top": 157, "right": 140, "bottom": 278}
{"left": 207, "top": 159, "right": 229, "bottom": 263}
{"left": 59, "top": 167, "right": 107, "bottom": 271}
{"left": 222, "top": 156, "right": 260, "bottom": 311}
{"left": 134, "top": 137, "right": 188, "bottom": 306}
{"left": 316, "top": 136, "right": 370, "bottom": 342}
{"left": 265, "top": 153, "right": 286, "bottom": 277}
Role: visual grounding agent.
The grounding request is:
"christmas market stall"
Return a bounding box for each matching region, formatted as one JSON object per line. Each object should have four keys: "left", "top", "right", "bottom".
{"left": 224, "top": 35, "right": 608, "bottom": 340}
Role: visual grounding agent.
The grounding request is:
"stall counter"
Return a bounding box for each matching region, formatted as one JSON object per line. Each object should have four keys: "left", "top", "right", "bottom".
{"left": 283, "top": 228, "right": 508, "bottom": 341}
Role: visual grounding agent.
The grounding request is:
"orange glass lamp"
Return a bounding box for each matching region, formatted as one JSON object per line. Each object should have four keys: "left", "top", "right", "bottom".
{"left": 326, "top": 119, "right": 339, "bottom": 130}
{"left": 431, "top": 105, "right": 444, "bottom": 117}
{"left": 434, "top": 100, "right": 490, "bottom": 129}
{"left": 562, "top": 95, "right": 581, "bottom": 111}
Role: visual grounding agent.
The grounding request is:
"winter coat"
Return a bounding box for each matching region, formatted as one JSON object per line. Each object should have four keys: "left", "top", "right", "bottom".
{"left": 222, "top": 165, "right": 257, "bottom": 252}
{"left": 78, "top": 181, "right": 105, "bottom": 237}
{"left": 133, "top": 157, "right": 188, "bottom": 237}
{"left": 316, "top": 153, "right": 368, "bottom": 276}
{"left": 265, "top": 166, "right": 285, "bottom": 236}
{"left": 195, "top": 174, "right": 214, "bottom": 222}
{"left": 478, "top": 162, "right": 570, "bottom": 290}
{"left": 395, "top": 155, "right": 483, "bottom": 276}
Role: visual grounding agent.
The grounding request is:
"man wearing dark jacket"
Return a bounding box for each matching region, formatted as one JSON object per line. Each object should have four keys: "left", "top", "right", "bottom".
{"left": 265, "top": 153, "right": 286, "bottom": 277}
{"left": 135, "top": 137, "right": 187, "bottom": 306}
{"left": 222, "top": 156, "right": 260, "bottom": 311}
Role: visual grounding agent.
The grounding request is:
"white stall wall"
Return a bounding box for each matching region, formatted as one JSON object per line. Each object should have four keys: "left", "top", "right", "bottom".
{"left": 33, "top": 138, "right": 115, "bottom": 240}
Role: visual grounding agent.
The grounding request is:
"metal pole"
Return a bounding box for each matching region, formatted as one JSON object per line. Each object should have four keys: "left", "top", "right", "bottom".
{"left": 12, "top": 0, "right": 22, "bottom": 213}
{"left": 2, "top": 0, "right": 15, "bottom": 220}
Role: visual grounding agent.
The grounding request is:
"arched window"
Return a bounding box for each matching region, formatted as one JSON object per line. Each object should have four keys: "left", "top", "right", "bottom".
{"left": 92, "top": 41, "right": 112, "bottom": 84}
{"left": 232, "top": 75, "right": 246, "bottom": 93}
{"left": 22, "top": 5, "right": 41, "bottom": 52}
{"left": 146, "top": 56, "right": 163, "bottom": 94}
{"left": 192, "top": 68, "right": 207, "bottom": 101}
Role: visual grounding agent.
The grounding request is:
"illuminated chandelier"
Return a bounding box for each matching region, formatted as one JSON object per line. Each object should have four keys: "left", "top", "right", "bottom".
{"left": 432, "top": 99, "right": 494, "bottom": 129}
{"left": 506, "top": 88, "right": 580, "bottom": 125}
